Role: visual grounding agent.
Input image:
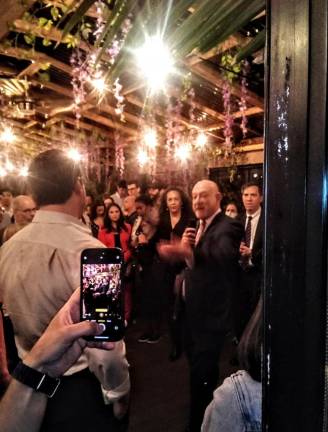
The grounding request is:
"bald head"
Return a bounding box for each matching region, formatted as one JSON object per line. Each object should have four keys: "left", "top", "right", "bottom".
{"left": 13, "top": 195, "right": 36, "bottom": 225}
{"left": 192, "top": 180, "right": 221, "bottom": 220}
{"left": 123, "top": 195, "right": 136, "bottom": 215}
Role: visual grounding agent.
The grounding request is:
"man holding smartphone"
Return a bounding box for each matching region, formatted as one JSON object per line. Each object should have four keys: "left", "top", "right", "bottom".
{"left": 0, "top": 149, "right": 130, "bottom": 431}
{"left": 159, "top": 180, "right": 243, "bottom": 432}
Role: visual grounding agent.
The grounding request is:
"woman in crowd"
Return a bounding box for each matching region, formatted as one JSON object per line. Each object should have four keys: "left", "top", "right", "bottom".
{"left": 224, "top": 199, "right": 239, "bottom": 219}
{"left": 201, "top": 297, "right": 262, "bottom": 432}
{"left": 90, "top": 199, "right": 106, "bottom": 238}
{"left": 138, "top": 187, "right": 192, "bottom": 355}
{"left": 98, "top": 203, "right": 132, "bottom": 322}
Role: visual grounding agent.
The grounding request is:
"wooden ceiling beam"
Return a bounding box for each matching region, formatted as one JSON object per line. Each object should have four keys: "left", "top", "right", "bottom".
{"left": 0, "top": 46, "right": 72, "bottom": 75}
{"left": 0, "top": 0, "right": 35, "bottom": 39}
{"left": 187, "top": 34, "right": 250, "bottom": 66}
{"left": 13, "top": 19, "right": 89, "bottom": 52}
{"left": 189, "top": 61, "right": 264, "bottom": 109}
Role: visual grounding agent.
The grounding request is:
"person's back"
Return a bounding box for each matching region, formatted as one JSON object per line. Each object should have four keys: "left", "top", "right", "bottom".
{"left": 201, "top": 370, "right": 261, "bottom": 432}
{"left": 0, "top": 150, "right": 130, "bottom": 431}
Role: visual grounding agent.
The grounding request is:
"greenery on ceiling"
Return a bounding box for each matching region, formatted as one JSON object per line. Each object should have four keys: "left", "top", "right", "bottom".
{"left": 60, "top": 0, "right": 265, "bottom": 81}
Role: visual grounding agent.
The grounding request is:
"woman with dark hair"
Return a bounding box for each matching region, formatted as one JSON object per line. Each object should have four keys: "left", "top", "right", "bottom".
{"left": 157, "top": 187, "right": 192, "bottom": 240}
{"left": 201, "top": 298, "right": 262, "bottom": 432}
{"left": 224, "top": 200, "right": 239, "bottom": 219}
{"left": 89, "top": 199, "right": 106, "bottom": 238}
{"left": 138, "top": 187, "right": 192, "bottom": 355}
{"left": 98, "top": 203, "right": 132, "bottom": 321}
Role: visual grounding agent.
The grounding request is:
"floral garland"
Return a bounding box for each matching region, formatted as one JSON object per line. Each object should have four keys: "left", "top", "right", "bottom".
{"left": 239, "top": 60, "right": 249, "bottom": 138}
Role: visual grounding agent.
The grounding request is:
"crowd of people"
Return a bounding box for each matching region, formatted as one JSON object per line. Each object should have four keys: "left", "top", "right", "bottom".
{"left": 0, "top": 148, "right": 263, "bottom": 432}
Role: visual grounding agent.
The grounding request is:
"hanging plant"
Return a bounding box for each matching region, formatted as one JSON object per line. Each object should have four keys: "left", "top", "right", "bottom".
{"left": 239, "top": 60, "right": 250, "bottom": 138}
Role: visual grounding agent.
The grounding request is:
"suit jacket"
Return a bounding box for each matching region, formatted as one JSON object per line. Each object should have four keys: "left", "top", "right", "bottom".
{"left": 185, "top": 212, "right": 243, "bottom": 334}
{"left": 239, "top": 212, "right": 263, "bottom": 271}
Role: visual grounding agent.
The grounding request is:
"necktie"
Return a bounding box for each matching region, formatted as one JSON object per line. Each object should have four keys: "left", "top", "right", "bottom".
{"left": 245, "top": 216, "right": 252, "bottom": 247}
{"left": 195, "top": 220, "right": 206, "bottom": 246}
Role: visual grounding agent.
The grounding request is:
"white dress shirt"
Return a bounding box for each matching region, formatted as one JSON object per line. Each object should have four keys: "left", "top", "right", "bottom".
{"left": 0, "top": 210, "right": 129, "bottom": 401}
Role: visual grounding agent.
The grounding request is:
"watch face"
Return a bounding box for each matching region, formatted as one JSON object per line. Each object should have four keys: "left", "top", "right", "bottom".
{"left": 12, "top": 362, "right": 60, "bottom": 398}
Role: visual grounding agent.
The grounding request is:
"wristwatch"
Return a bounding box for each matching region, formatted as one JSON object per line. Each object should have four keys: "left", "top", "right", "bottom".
{"left": 12, "top": 361, "right": 61, "bottom": 398}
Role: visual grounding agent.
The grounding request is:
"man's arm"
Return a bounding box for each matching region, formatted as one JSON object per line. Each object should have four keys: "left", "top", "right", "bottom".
{"left": 0, "top": 289, "right": 114, "bottom": 432}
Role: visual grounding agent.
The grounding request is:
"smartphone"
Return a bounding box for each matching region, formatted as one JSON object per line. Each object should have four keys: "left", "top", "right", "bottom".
{"left": 80, "top": 248, "right": 125, "bottom": 341}
{"left": 187, "top": 218, "right": 197, "bottom": 229}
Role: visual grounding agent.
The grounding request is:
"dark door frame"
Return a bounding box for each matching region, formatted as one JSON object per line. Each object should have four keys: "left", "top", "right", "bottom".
{"left": 264, "top": 0, "right": 328, "bottom": 430}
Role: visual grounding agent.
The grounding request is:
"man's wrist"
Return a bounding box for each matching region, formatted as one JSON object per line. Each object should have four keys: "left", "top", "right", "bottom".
{"left": 12, "top": 361, "right": 61, "bottom": 398}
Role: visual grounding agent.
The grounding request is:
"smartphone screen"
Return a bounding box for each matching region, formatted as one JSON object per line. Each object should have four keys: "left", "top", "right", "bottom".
{"left": 80, "top": 248, "right": 125, "bottom": 341}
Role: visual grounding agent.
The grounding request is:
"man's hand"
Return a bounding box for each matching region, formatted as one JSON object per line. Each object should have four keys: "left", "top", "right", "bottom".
{"left": 240, "top": 242, "right": 252, "bottom": 258}
{"left": 24, "top": 289, "right": 115, "bottom": 378}
{"left": 157, "top": 228, "right": 196, "bottom": 263}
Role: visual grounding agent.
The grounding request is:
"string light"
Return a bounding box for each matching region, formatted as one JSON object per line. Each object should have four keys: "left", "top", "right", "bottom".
{"left": 175, "top": 144, "right": 190, "bottom": 162}
{"left": 19, "top": 166, "right": 29, "bottom": 177}
{"left": 0, "top": 166, "right": 7, "bottom": 177}
{"left": 137, "top": 149, "right": 149, "bottom": 166}
{"left": 0, "top": 126, "right": 16, "bottom": 144}
{"left": 90, "top": 75, "right": 108, "bottom": 93}
{"left": 144, "top": 129, "right": 157, "bottom": 149}
{"left": 67, "top": 148, "right": 82, "bottom": 162}
{"left": 195, "top": 132, "right": 207, "bottom": 149}
{"left": 5, "top": 160, "right": 14, "bottom": 172}
{"left": 136, "top": 35, "right": 174, "bottom": 91}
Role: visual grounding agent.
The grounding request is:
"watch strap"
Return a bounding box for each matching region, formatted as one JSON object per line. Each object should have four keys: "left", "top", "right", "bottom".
{"left": 12, "top": 361, "right": 60, "bottom": 398}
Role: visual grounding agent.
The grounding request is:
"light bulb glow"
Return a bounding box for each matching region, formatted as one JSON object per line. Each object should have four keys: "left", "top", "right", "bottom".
{"left": 0, "top": 126, "right": 16, "bottom": 144}
{"left": 175, "top": 145, "right": 190, "bottom": 162}
{"left": 67, "top": 148, "right": 82, "bottom": 162}
{"left": 195, "top": 132, "right": 207, "bottom": 149}
{"left": 137, "top": 149, "right": 149, "bottom": 166}
{"left": 19, "top": 166, "right": 29, "bottom": 177}
{"left": 144, "top": 129, "right": 157, "bottom": 149}
{"left": 0, "top": 166, "right": 7, "bottom": 177}
{"left": 136, "top": 35, "right": 173, "bottom": 91}
{"left": 5, "top": 160, "right": 14, "bottom": 172}
{"left": 91, "top": 76, "right": 107, "bottom": 93}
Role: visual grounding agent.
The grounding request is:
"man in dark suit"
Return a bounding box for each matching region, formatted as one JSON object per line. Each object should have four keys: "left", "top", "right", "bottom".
{"left": 236, "top": 181, "right": 263, "bottom": 339}
{"left": 159, "top": 180, "right": 243, "bottom": 431}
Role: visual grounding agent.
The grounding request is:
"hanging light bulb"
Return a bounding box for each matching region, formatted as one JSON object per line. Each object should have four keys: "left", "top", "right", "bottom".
{"left": 195, "top": 132, "right": 207, "bottom": 149}
{"left": 136, "top": 34, "right": 174, "bottom": 92}
{"left": 67, "top": 148, "right": 82, "bottom": 162}
{"left": 175, "top": 144, "right": 191, "bottom": 162}
{"left": 144, "top": 129, "right": 157, "bottom": 149}
{"left": 90, "top": 69, "right": 108, "bottom": 95}
{"left": 137, "top": 149, "right": 149, "bottom": 166}
{"left": 0, "top": 126, "right": 16, "bottom": 144}
{"left": 19, "top": 166, "right": 29, "bottom": 177}
{"left": 5, "top": 160, "right": 14, "bottom": 172}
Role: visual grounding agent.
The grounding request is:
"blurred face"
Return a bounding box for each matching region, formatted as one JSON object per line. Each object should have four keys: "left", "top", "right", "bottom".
{"left": 166, "top": 190, "right": 182, "bottom": 215}
{"left": 15, "top": 197, "right": 36, "bottom": 225}
{"left": 148, "top": 187, "right": 159, "bottom": 199}
{"left": 108, "top": 206, "right": 121, "bottom": 222}
{"left": 123, "top": 196, "right": 135, "bottom": 214}
{"left": 127, "top": 183, "right": 139, "bottom": 197}
{"left": 118, "top": 187, "right": 127, "bottom": 198}
{"left": 96, "top": 205, "right": 105, "bottom": 216}
{"left": 104, "top": 197, "right": 113, "bottom": 207}
{"left": 2, "top": 191, "right": 12, "bottom": 208}
{"left": 225, "top": 203, "right": 238, "bottom": 219}
{"left": 192, "top": 180, "right": 221, "bottom": 220}
{"left": 135, "top": 202, "right": 147, "bottom": 217}
{"left": 242, "top": 186, "right": 262, "bottom": 215}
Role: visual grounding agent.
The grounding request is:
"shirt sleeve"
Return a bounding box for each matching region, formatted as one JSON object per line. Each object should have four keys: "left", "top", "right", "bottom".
{"left": 201, "top": 377, "right": 244, "bottom": 432}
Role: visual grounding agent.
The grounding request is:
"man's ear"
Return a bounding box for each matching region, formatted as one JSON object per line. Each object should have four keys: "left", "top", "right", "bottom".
{"left": 73, "top": 177, "right": 84, "bottom": 195}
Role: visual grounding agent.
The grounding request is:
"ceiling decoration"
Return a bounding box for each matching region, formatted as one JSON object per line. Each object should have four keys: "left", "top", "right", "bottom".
{"left": 0, "top": 0, "right": 265, "bottom": 182}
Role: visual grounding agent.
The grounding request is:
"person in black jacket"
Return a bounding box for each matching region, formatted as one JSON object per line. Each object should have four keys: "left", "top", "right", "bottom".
{"left": 236, "top": 181, "right": 263, "bottom": 340}
{"left": 159, "top": 180, "right": 243, "bottom": 432}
